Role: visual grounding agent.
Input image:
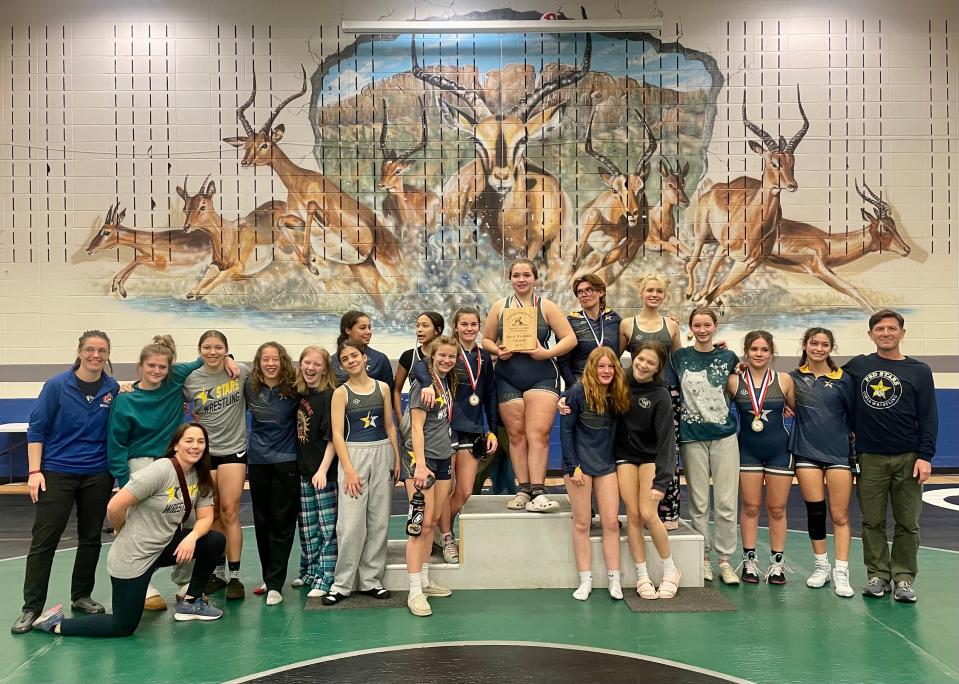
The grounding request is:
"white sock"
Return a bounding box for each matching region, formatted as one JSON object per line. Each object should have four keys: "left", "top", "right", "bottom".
{"left": 420, "top": 563, "right": 431, "bottom": 588}
{"left": 607, "top": 570, "right": 623, "bottom": 600}
{"left": 814, "top": 552, "right": 829, "bottom": 566}
{"left": 635, "top": 562, "right": 649, "bottom": 581}
{"left": 215, "top": 563, "right": 226, "bottom": 579}
{"left": 661, "top": 557, "right": 676, "bottom": 577}
{"left": 835, "top": 559, "right": 849, "bottom": 570}
{"left": 573, "top": 571, "right": 592, "bottom": 601}
{"left": 408, "top": 572, "right": 423, "bottom": 598}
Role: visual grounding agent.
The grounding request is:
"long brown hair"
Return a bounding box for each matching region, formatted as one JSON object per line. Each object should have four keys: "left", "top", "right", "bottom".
{"left": 425, "top": 336, "right": 460, "bottom": 399}
{"left": 295, "top": 345, "right": 336, "bottom": 395}
{"left": 250, "top": 342, "right": 296, "bottom": 396}
{"left": 581, "top": 347, "right": 630, "bottom": 415}
{"left": 163, "top": 422, "right": 213, "bottom": 498}
{"left": 799, "top": 327, "right": 838, "bottom": 371}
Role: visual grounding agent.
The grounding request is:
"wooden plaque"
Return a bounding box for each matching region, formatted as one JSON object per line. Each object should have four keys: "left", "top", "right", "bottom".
{"left": 501, "top": 306, "right": 538, "bottom": 352}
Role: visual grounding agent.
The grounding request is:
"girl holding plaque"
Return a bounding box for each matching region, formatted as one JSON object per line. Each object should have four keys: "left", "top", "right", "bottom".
{"left": 392, "top": 312, "right": 445, "bottom": 421}
{"left": 728, "top": 330, "right": 795, "bottom": 585}
{"left": 483, "top": 259, "right": 577, "bottom": 513}
{"left": 672, "top": 308, "right": 741, "bottom": 585}
{"left": 411, "top": 307, "right": 499, "bottom": 564}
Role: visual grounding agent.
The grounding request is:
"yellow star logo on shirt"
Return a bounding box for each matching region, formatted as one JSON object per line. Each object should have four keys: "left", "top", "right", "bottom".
{"left": 870, "top": 379, "right": 892, "bottom": 399}
{"left": 435, "top": 393, "right": 447, "bottom": 408}
{"left": 166, "top": 487, "right": 176, "bottom": 503}
{"left": 196, "top": 389, "right": 210, "bottom": 406}
{"left": 360, "top": 411, "right": 378, "bottom": 429}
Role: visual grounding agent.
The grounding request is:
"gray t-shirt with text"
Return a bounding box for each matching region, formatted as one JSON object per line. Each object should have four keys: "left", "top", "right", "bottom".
{"left": 182, "top": 364, "right": 249, "bottom": 456}
{"left": 107, "top": 458, "right": 214, "bottom": 579}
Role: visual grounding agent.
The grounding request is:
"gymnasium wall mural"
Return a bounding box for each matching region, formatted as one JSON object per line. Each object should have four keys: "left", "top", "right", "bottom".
{"left": 0, "top": 3, "right": 954, "bottom": 361}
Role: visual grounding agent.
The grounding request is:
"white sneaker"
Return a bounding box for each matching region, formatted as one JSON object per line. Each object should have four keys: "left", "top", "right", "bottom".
{"left": 266, "top": 590, "right": 283, "bottom": 606}
{"left": 423, "top": 582, "right": 452, "bottom": 598}
{"left": 407, "top": 592, "right": 431, "bottom": 616}
{"left": 832, "top": 567, "right": 854, "bottom": 598}
{"left": 703, "top": 559, "right": 714, "bottom": 582}
{"left": 807, "top": 562, "right": 831, "bottom": 588}
{"left": 608, "top": 580, "right": 623, "bottom": 600}
{"left": 718, "top": 561, "right": 741, "bottom": 585}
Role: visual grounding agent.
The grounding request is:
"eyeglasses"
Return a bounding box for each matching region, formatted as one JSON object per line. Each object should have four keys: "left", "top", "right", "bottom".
{"left": 81, "top": 347, "right": 110, "bottom": 355}
{"left": 575, "top": 287, "right": 598, "bottom": 297}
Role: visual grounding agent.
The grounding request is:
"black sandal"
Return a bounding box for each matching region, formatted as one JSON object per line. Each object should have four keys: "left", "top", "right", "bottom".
{"left": 321, "top": 591, "right": 349, "bottom": 606}
{"left": 358, "top": 587, "right": 392, "bottom": 599}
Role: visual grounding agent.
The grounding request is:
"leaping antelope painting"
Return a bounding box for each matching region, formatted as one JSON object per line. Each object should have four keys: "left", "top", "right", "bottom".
{"left": 73, "top": 7, "right": 923, "bottom": 334}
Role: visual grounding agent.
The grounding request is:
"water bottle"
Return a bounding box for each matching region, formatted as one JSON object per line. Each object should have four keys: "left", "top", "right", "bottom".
{"left": 406, "top": 488, "right": 425, "bottom": 536}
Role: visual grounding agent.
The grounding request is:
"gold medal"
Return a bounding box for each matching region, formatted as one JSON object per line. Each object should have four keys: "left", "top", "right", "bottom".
{"left": 751, "top": 418, "right": 765, "bottom": 432}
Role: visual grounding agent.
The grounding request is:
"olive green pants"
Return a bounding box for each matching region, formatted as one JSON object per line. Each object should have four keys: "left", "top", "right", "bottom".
{"left": 856, "top": 452, "right": 923, "bottom": 582}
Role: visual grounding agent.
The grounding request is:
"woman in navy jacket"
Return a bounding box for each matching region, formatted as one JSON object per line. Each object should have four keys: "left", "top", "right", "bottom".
{"left": 12, "top": 330, "right": 120, "bottom": 634}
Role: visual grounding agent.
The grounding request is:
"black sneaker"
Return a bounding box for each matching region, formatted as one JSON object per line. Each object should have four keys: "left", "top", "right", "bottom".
{"left": 225, "top": 578, "right": 245, "bottom": 600}
{"left": 861, "top": 576, "right": 891, "bottom": 598}
{"left": 205, "top": 575, "right": 227, "bottom": 594}
{"left": 739, "top": 552, "right": 761, "bottom": 584}
{"left": 893, "top": 580, "right": 917, "bottom": 603}
{"left": 764, "top": 554, "right": 792, "bottom": 586}
{"left": 321, "top": 591, "right": 349, "bottom": 606}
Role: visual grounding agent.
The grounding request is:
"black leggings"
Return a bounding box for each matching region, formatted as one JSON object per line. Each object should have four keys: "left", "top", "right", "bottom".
{"left": 59, "top": 528, "right": 225, "bottom": 637}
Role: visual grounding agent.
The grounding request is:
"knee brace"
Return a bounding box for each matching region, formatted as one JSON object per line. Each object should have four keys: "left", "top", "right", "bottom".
{"left": 805, "top": 500, "right": 827, "bottom": 540}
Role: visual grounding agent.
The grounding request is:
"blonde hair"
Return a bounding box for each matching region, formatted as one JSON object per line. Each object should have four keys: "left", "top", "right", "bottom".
{"left": 295, "top": 345, "right": 336, "bottom": 395}
{"left": 425, "top": 335, "right": 460, "bottom": 398}
{"left": 139, "top": 334, "right": 177, "bottom": 367}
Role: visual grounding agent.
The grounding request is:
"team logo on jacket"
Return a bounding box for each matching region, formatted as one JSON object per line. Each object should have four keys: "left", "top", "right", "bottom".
{"left": 102, "top": 393, "right": 113, "bottom": 405}
{"left": 637, "top": 398, "right": 651, "bottom": 408}
{"left": 861, "top": 370, "right": 902, "bottom": 409}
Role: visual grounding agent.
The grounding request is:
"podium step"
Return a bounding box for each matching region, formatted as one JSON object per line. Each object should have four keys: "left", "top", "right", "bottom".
{"left": 382, "top": 494, "right": 704, "bottom": 591}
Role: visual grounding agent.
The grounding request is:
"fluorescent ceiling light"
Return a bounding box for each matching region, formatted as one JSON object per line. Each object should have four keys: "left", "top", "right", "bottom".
{"left": 341, "top": 19, "right": 662, "bottom": 35}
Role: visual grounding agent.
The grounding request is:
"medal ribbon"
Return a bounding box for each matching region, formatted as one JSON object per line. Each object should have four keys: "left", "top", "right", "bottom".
{"left": 581, "top": 309, "right": 604, "bottom": 348}
{"left": 460, "top": 346, "right": 481, "bottom": 392}
{"left": 744, "top": 369, "right": 774, "bottom": 420}
{"left": 432, "top": 369, "right": 453, "bottom": 423}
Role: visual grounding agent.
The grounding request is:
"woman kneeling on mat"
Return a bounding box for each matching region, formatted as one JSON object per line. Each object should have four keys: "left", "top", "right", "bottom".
{"left": 616, "top": 343, "right": 681, "bottom": 599}
{"left": 32, "top": 423, "right": 225, "bottom": 635}
{"left": 560, "top": 347, "right": 629, "bottom": 600}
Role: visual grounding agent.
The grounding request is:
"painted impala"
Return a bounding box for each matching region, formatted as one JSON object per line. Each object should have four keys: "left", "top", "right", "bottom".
{"left": 377, "top": 99, "right": 440, "bottom": 240}
{"left": 85, "top": 199, "right": 212, "bottom": 298}
{"left": 411, "top": 33, "right": 592, "bottom": 279}
{"left": 176, "top": 177, "right": 319, "bottom": 300}
{"left": 766, "top": 180, "right": 910, "bottom": 311}
{"left": 685, "top": 86, "right": 810, "bottom": 309}
{"left": 571, "top": 108, "right": 657, "bottom": 286}
{"left": 222, "top": 68, "right": 395, "bottom": 306}
{"left": 646, "top": 158, "right": 690, "bottom": 258}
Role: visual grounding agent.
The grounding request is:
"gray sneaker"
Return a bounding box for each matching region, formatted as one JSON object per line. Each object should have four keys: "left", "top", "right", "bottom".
{"left": 173, "top": 597, "right": 223, "bottom": 622}
{"left": 861, "top": 576, "right": 891, "bottom": 598}
{"left": 893, "top": 580, "right": 917, "bottom": 603}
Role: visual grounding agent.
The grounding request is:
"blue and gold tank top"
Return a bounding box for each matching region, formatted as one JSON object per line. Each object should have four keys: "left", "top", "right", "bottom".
{"left": 343, "top": 382, "right": 388, "bottom": 443}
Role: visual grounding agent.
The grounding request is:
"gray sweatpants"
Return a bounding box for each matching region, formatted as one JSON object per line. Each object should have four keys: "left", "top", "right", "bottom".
{"left": 330, "top": 439, "right": 394, "bottom": 594}
{"left": 681, "top": 434, "right": 740, "bottom": 558}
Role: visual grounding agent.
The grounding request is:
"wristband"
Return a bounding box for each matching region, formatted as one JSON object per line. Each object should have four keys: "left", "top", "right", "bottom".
{"left": 28, "top": 469, "right": 41, "bottom": 475}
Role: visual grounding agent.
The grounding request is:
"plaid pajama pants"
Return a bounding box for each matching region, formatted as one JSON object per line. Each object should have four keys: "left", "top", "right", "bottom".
{"left": 297, "top": 476, "right": 339, "bottom": 592}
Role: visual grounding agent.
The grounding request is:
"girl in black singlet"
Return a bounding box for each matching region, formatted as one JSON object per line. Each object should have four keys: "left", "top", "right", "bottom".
{"left": 482, "top": 259, "right": 577, "bottom": 513}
